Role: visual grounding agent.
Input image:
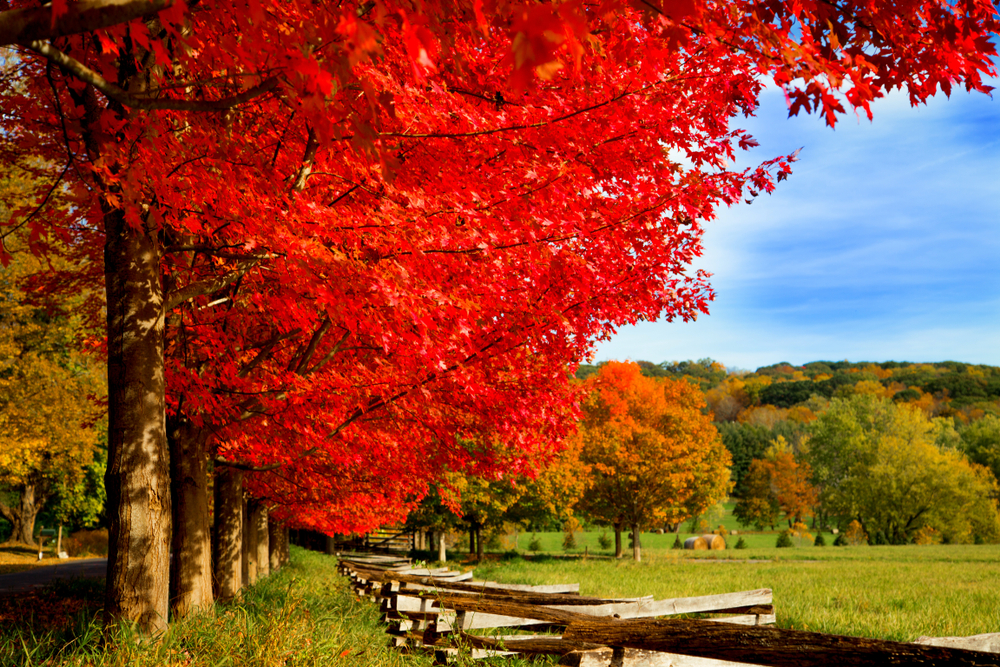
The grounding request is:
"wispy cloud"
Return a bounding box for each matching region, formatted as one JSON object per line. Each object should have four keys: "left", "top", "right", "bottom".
{"left": 594, "top": 83, "right": 1000, "bottom": 369}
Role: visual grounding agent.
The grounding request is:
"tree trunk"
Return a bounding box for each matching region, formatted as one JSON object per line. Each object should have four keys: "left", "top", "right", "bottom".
{"left": 469, "top": 525, "right": 476, "bottom": 556}
{"left": 632, "top": 523, "right": 641, "bottom": 562}
{"left": 70, "top": 53, "right": 171, "bottom": 635}
{"left": 103, "top": 201, "right": 171, "bottom": 634}
{"left": 242, "top": 498, "right": 256, "bottom": 585}
{"left": 253, "top": 504, "right": 270, "bottom": 579}
{"left": 168, "top": 416, "right": 213, "bottom": 618}
{"left": 268, "top": 517, "right": 282, "bottom": 572}
{"left": 0, "top": 484, "right": 44, "bottom": 546}
{"left": 213, "top": 467, "right": 243, "bottom": 601}
{"left": 280, "top": 526, "right": 290, "bottom": 564}
{"left": 438, "top": 532, "right": 447, "bottom": 562}
{"left": 613, "top": 523, "right": 623, "bottom": 559}
{"left": 476, "top": 525, "right": 484, "bottom": 561}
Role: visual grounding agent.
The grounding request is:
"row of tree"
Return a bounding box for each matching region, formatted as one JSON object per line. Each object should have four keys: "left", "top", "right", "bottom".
{"left": 404, "top": 364, "right": 1000, "bottom": 556}
{"left": 407, "top": 361, "right": 731, "bottom": 562}
{"left": 2, "top": 0, "right": 998, "bottom": 635}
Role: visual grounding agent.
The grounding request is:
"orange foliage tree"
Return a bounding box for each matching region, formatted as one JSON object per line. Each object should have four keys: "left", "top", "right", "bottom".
{"left": 576, "top": 361, "right": 731, "bottom": 561}
{"left": 734, "top": 437, "right": 817, "bottom": 528}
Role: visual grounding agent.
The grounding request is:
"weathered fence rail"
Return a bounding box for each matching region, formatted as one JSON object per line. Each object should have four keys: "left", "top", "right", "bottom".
{"left": 338, "top": 557, "right": 1000, "bottom": 667}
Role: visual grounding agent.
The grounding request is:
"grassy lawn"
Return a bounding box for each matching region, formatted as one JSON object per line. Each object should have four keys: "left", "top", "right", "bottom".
{"left": 470, "top": 543, "right": 1000, "bottom": 642}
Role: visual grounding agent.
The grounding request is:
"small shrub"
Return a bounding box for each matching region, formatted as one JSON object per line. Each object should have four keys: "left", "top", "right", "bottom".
{"left": 874, "top": 531, "right": 888, "bottom": 546}
{"left": 485, "top": 532, "right": 502, "bottom": 551}
{"left": 833, "top": 533, "right": 848, "bottom": 546}
{"left": 61, "top": 529, "right": 109, "bottom": 557}
{"left": 598, "top": 532, "right": 612, "bottom": 550}
{"left": 714, "top": 524, "right": 729, "bottom": 538}
{"left": 735, "top": 537, "right": 747, "bottom": 549}
{"left": 775, "top": 531, "right": 793, "bottom": 548}
{"left": 562, "top": 531, "right": 577, "bottom": 551}
{"left": 845, "top": 520, "right": 867, "bottom": 546}
{"left": 671, "top": 535, "right": 682, "bottom": 549}
{"left": 913, "top": 526, "right": 941, "bottom": 545}
{"left": 813, "top": 533, "right": 826, "bottom": 547}
{"left": 790, "top": 521, "right": 814, "bottom": 547}
{"left": 562, "top": 518, "right": 579, "bottom": 551}
{"left": 528, "top": 534, "right": 542, "bottom": 552}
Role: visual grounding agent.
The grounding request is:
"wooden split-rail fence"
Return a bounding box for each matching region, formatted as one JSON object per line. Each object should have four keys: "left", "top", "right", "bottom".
{"left": 339, "top": 555, "right": 1000, "bottom": 667}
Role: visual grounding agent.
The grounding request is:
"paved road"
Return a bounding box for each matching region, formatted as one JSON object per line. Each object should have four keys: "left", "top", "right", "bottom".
{"left": 0, "top": 559, "right": 107, "bottom": 595}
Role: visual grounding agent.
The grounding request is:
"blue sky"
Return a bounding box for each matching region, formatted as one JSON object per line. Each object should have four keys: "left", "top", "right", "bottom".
{"left": 593, "top": 82, "right": 1000, "bottom": 372}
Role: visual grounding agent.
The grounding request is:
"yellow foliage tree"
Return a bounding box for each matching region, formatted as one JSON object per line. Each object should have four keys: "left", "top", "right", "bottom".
{"left": 0, "top": 181, "right": 104, "bottom": 545}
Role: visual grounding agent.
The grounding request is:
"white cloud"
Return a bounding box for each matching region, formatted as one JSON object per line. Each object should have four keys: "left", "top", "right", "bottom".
{"left": 594, "top": 80, "right": 1000, "bottom": 369}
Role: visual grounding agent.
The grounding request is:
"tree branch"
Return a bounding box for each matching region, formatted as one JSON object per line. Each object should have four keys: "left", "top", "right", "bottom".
{"left": 164, "top": 259, "right": 266, "bottom": 311}
{"left": 24, "top": 40, "right": 278, "bottom": 111}
{"left": 1, "top": 0, "right": 170, "bottom": 45}
{"left": 213, "top": 456, "right": 282, "bottom": 472}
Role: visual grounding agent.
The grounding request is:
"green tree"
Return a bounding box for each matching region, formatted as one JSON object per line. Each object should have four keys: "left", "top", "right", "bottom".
{"left": 807, "top": 395, "right": 1000, "bottom": 544}
{"left": 958, "top": 415, "right": 1000, "bottom": 488}
{"left": 732, "top": 459, "right": 779, "bottom": 530}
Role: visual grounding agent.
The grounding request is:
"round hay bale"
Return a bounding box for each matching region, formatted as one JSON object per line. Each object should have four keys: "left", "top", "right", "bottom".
{"left": 701, "top": 533, "right": 726, "bottom": 550}
{"left": 684, "top": 536, "right": 708, "bottom": 550}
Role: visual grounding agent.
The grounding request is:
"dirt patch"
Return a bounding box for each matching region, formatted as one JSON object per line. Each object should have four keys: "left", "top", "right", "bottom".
{"left": 0, "top": 543, "right": 94, "bottom": 576}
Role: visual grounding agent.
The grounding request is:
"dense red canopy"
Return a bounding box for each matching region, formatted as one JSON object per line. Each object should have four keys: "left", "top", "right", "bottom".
{"left": 2, "top": 0, "right": 996, "bottom": 532}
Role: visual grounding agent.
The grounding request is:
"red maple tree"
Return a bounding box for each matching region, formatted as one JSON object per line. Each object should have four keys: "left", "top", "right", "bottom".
{"left": 1, "top": 0, "right": 996, "bottom": 631}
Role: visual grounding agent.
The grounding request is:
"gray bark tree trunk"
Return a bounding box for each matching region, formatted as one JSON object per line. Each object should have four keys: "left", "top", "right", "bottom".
{"left": 438, "top": 532, "right": 447, "bottom": 562}
{"left": 268, "top": 517, "right": 282, "bottom": 572}
{"left": 253, "top": 504, "right": 270, "bottom": 579}
{"left": 213, "top": 467, "right": 243, "bottom": 601}
{"left": 168, "top": 416, "right": 213, "bottom": 617}
{"left": 242, "top": 498, "right": 255, "bottom": 585}
{"left": 632, "top": 523, "right": 642, "bottom": 562}
{"left": 613, "top": 523, "right": 623, "bottom": 559}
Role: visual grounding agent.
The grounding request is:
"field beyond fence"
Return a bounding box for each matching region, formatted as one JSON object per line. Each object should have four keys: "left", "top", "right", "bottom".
{"left": 469, "top": 538, "right": 1000, "bottom": 642}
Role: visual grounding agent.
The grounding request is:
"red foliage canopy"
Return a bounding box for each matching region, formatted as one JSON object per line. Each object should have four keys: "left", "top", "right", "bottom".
{"left": 1, "top": 0, "right": 996, "bottom": 533}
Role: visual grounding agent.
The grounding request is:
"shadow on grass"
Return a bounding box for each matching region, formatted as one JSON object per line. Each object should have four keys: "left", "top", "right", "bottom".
{"left": 0, "top": 576, "right": 106, "bottom": 664}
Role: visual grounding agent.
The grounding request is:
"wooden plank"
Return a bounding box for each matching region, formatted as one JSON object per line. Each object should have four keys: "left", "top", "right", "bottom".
{"left": 459, "top": 632, "right": 606, "bottom": 655}
{"left": 560, "top": 647, "right": 764, "bottom": 667}
{"left": 469, "top": 581, "right": 581, "bottom": 594}
{"left": 914, "top": 634, "right": 1000, "bottom": 654}
{"left": 455, "top": 611, "right": 775, "bottom": 632}
{"left": 400, "top": 584, "right": 651, "bottom": 605}
{"left": 350, "top": 566, "right": 616, "bottom": 601}
{"left": 434, "top": 589, "right": 772, "bottom": 625}
{"left": 562, "top": 618, "right": 1000, "bottom": 667}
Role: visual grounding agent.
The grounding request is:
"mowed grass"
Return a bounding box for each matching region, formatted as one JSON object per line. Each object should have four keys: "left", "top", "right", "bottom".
{"left": 471, "top": 544, "right": 1000, "bottom": 642}
{"left": 0, "top": 547, "right": 436, "bottom": 667}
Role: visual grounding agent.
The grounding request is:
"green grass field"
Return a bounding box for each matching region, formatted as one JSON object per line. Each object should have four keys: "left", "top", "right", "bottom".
{"left": 6, "top": 542, "right": 997, "bottom": 664}
{"left": 470, "top": 543, "right": 1000, "bottom": 642}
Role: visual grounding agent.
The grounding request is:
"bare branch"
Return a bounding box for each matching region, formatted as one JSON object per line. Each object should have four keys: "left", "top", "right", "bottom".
{"left": 213, "top": 456, "right": 282, "bottom": 472}
{"left": 289, "top": 318, "right": 331, "bottom": 373}
{"left": 164, "top": 259, "right": 265, "bottom": 311}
